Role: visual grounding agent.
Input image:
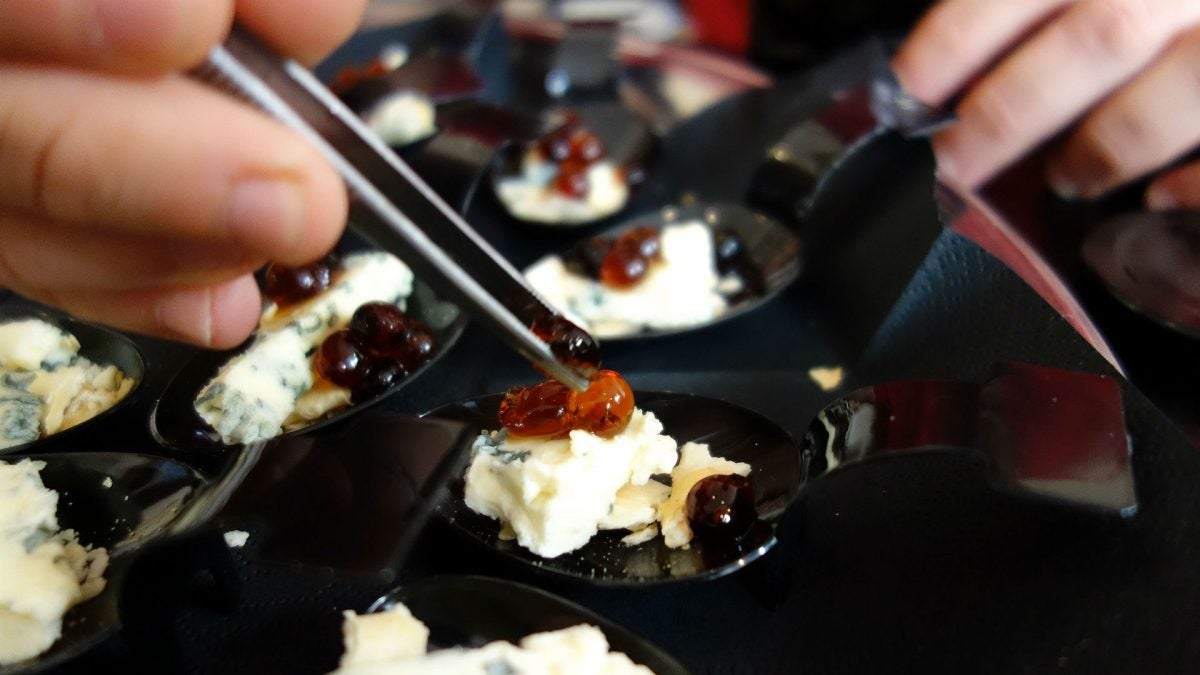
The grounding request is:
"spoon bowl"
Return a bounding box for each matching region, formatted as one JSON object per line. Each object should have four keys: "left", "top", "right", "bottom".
{"left": 0, "top": 310, "right": 145, "bottom": 455}
{"left": 150, "top": 279, "right": 466, "bottom": 452}
{"left": 425, "top": 390, "right": 807, "bottom": 586}
{"left": 367, "top": 575, "right": 690, "bottom": 674}
{"left": 0, "top": 452, "right": 208, "bottom": 674}
{"left": 523, "top": 202, "right": 802, "bottom": 341}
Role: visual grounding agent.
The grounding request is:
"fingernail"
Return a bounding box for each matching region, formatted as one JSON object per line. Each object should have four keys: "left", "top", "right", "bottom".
{"left": 225, "top": 177, "right": 306, "bottom": 255}
{"left": 1146, "top": 186, "right": 1176, "bottom": 211}
{"left": 156, "top": 287, "right": 213, "bottom": 347}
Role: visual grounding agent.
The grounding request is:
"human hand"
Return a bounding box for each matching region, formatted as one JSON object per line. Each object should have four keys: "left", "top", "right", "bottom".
{"left": 0, "top": 0, "right": 366, "bottom": 348}
{"left": 893, "top": 0, "right": 1200, "bottom": 208}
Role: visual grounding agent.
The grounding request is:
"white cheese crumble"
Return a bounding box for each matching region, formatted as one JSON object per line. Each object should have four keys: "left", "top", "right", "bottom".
{"left": 524, "top": 221, "right": 728, "bottom": 338}
{"left": 807, "top": 366, "right": 844, "bottom": 392}
{"left": 463, "top": 404, "right": 752, "bottom": 556}
{"left": 223, "top": 530, "right": 249, "bottom": 549}
{"left": 339, "top": 604, "right": 429, "bottom": 668}
{"left": 365, "top": 91, "right": 437, "bottom": 147}
{"left": 464, "top": 409, "right": 677, "bottom": 558}
{"left": 194, "top": 252, "right": 414, "bottom": 445}
{"left": 0, "top": 459, "right": 108, "bottom": 666}
{"left": 333, "top": 603, "right": 654, "bottom": 675}
{"left": 0, "top": 319, "right": 135, "bottom": 449}
{"left": 495, "top": 151, "right": 629, "bottom": 225}
{"left": 0, "top": 321, "right": 78, "bottom": 371}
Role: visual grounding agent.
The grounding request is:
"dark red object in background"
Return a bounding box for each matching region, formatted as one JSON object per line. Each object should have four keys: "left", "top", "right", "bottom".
{"left": 685, "top": 0, "right": 751, "bottom": 54}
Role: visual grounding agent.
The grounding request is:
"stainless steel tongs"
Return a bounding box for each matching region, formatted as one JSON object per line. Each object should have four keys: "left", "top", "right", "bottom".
{"left": 191, "top": 25, "right": 592, "bottom": 391}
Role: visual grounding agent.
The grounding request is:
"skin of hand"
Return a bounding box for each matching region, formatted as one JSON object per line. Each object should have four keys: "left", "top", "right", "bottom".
{"left": 892, "top": 0, "right": 1200, "bottom": 209}
{"left": 0, "top": 0, "right": 367, "bottom": 348}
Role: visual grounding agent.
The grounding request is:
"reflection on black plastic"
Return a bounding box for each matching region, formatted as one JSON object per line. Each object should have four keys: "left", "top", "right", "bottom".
{"left": 747, "top": 85, "right": 883, "bottom": 225}
{"left": 217, "top": 412, "right": 475, "bottom": 573}
{"left": 804, "top": 362, "right": 1137, "bottom": 515}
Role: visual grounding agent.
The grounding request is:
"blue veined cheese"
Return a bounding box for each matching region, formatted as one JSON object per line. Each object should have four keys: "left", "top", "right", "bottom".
{"left": 332, "top": 604, "right": 655, "bottom": 675}
{"left": 0, "top": 460, "right": 107, "bottom": 666}
{"left": 195, "top": 329, "right": 312, "bottom": 445}
{"left": 259, "top": 251, "right": 414, "bottom": 346}
{"left": 656, "top": 442, "right": 751, "bottom": 549}
{"left": 0, "top": 319, "right": 134, "bottom": 448}
{"left": 0, "top": 386, "right": 42, "bottom": 450}
{"left": 196, "top": 251, "right": 415, "bottom": 444}
{"left": 463, "top": 409, "right": 678, "bottom": 558}
{"left": 0, "top": 320, "right": 78, "bottom": 372}
{"left": 495, "top": 150, "right": 629, "bottom": 225}
{"left": 523, "top": 221, "right": 729, "bottom": 338}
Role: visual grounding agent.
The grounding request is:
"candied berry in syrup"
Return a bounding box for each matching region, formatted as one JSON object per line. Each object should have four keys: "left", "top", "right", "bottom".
{"left": 499, "top": 380, "right": 575, "bottom": 438}
{"left": 573, "top": 370, "right": 634, "bottom": 437}
{"left": 262, "top": 255, "right": 336, "bottom": 306}
{"left": 630, "top": 227, "right": 662, "bottom": 260}
{"left": 530, "top": 313, "right": 600, "bottom": 375}
{"left": 315, "top": 329, "right": 370, "bottom": 388}
{"left": 352, "top": 361, "right": 410, "bottom": 403}
{"left": 600, "top": 228, "right": 661, "bottom": 288}
{"left": 569, "top": 131, "right": 606, "bottom": 163}
{"left": 536, "top": 110, "right": 582, "bottom": 162}
{"left": 393, "top": 319, "right": 436, "bottom": 370}
{"left": 554, "top": 160, "right": 590, "bottom": 198}
{"left": 562, "top": 236, "right": 613, "bottom": 279}
{"left": 349, "top": 302, "right": 436, "bottom": 370}
{"left": 350, "top": 302, "right": 408, "bottom": 353}
{"left": 686, "top": 474, "right": 758, "bottom": 543}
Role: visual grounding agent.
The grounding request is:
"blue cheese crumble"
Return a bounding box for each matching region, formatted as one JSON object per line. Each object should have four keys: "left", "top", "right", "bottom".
{"left": 0, "top": 459, "right": 108, "bottom": 665}
{"left": 464, "top": 408, "right": 753, "bottom": 556}
{"left": 0, "top": 319, "right": 135, "bottom": 449}
{"left": 333, "top": 603, "right": 654, "bottom": 675}
{"left": 523, "top": 221, "right": 730, "bottom": 338}
{"left": 194, "top": 252, "right": 414, "bottom": 444}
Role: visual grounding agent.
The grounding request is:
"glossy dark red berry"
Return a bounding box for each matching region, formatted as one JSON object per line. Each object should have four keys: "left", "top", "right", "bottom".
{"left": 599, "top": 228, "right": 661, "bottom": 289}
{"left": 350, "top": 302, "right": 408, "bottom": 353}
{"left": 572, "top": 370, "right": 634, "bottom": 437}
{"left": 554, "top": 160, "right": 590, "bottom": 198}
{"left": 498, "top": 370, "right": 635, "bottom": 439}
{"left": 393, "top": 320, "right": 435, "bottom": 370}
{"left": 569, "top": 130, "right": 605, "bottom": 162}
{"left": 536, "top": 110, "right": 582, "bottom": 162}
{"left": 315, "top": 329, "right": 369, "bottom": 387}
{"left": 351, "top": 361, "right": 409, "bottom": 403}
{"left": 262, "top": 256, "right": 336, "bottom": 306}
{"left": 499, "top": 380, "right": 575, "bottom": 438}
{"left": 686, "top": 474, "right": 757, "bottom": 543}
{"left": 529, "top": 312, "right": 600, "bottom": 375}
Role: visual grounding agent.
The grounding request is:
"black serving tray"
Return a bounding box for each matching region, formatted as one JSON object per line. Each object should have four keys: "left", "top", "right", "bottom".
{"left": 10, "top": 13, "right": 1199, "bottom": 675}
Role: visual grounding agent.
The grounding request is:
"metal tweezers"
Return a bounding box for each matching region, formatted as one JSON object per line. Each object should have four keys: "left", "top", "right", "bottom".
{"left": 191, "top": 25, "right": 591, "bottom": 391}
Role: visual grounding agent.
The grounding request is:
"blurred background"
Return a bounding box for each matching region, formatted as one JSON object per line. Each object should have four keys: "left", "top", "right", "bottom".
{"left": 361, "top": 0, "right": 935, "bottom": 72}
